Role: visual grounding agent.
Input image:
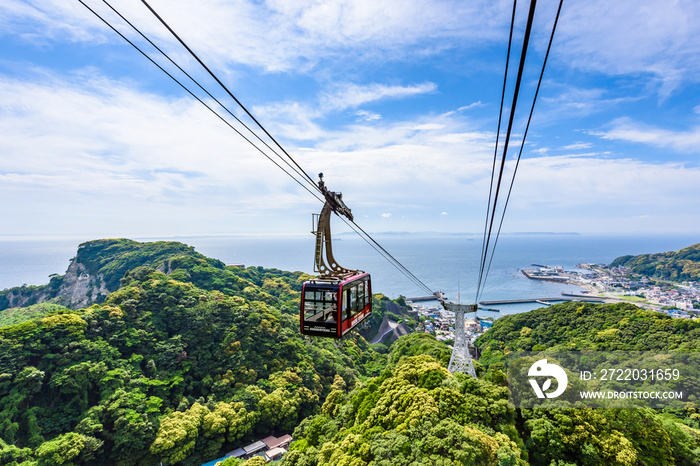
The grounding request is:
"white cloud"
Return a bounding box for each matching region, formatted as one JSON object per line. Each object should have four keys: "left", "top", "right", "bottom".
{"left": 0, "top": 73, "right": 305, "bottom": 208}
{"left": 457, "top": 101, "right": 485, "bottom": 111}
{"left": 253, "top": 101, "right": 326, "bottom": 142}
{"left": 0, "top": 1, "right": 108, "bottom": 44}
{"left": 537, "top": 84, "right": 640, "bottom": 121}
{"left": 6, "top": 0, "right": 700, "bottom": 102}
{"left": 559, "top": 142, "right": 592, "bottom": 150}
{"left": 2, "top": 64, "right": 700, "bottom": 236}
{"left": 591, "top": 118, "right": 700, "bottom": 153}
{"left": 413, "top": 123, "right": 445, "bottom": 131}
{"left": 556, "top": 0, "right": 700, "bottom": 96}
{"left": 1, "top": 0, "right": 512, "bottom": 73}
{"left": 442, "top": 101, "right": 486, "bottom": 118}
{"left": 252, "top": 81, "right": 438, "bottom": 141}
{"left": 320, "top": 82, "right": 437, "bottom": 111}
{"left": 513, "top": 155, "right": 700, "bottom": 208}
{"left": 0, "top": 69, "right": 496, "bottom": 235}
{"left": 355, "top": 110, "right": 382, "bottom": 121}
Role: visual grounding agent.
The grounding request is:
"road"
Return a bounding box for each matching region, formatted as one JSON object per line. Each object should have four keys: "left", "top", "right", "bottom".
{"left": 370, "top": 320, "right": 398, "bottom": 344}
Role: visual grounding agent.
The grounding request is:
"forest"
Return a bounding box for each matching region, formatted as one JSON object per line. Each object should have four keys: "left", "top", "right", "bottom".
{"left": 610, "top": 243, "right": 700, "bottom": 282}
{"left": 1, "top": 239, "right": 699, "bottom": 465}
{"left": 0, "top": 239, "right": 394, "bottom": 465}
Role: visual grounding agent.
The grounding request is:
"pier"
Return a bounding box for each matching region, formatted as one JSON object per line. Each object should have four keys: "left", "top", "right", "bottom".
{"left": 521, "top": 269, "right": 569, "bottom": 282}
{"left": 407, "top": 291, "right": 446, "bottom": 302}
{"left": 479, "top": 293, "right": 608, "bottom": 306}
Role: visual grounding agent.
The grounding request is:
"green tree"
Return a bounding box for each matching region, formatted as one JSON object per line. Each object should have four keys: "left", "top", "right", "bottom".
{"left": 35, "top": 432, "right": 102, "bottom": 466}
{"left": 150, "top": 403, "right": 207, "bottom": 464}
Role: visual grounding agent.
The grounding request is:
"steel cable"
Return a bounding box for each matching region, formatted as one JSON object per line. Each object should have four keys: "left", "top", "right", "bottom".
{"left": 78, "top": 0, "right": 439, "bottom": 299}
{"left": 479, "top": 0, "right": 564, "bottom": 295}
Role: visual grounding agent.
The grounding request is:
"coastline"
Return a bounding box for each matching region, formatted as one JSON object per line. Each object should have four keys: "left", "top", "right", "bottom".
{"left": 521, "top": 264, "right": 698, "bottom": 317}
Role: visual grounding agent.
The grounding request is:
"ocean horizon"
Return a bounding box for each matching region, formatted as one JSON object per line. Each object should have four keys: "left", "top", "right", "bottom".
{"left": 1, "top": 232, "right": 697, "bottom": 316}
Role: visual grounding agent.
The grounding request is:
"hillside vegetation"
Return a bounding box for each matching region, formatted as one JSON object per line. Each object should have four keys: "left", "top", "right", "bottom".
{"left": 611, "top": 243, "right": 700, "bottom": 282}
{"left": 473, "top": 301, "right": 700, "bottom": 465}
{"left": 0, "top": 240, "right": 388, "bottom": 465}
{"left": 280, "top": 304, "right": 700, "bottom": 466}
{"left": 476, "top": 301, "right": 700, "bottom": 357}
{"left": 2, "top": 240, "right": 700, "bottom": 465}
{"left": 1, "top": 239, "right": 268, "bottom": 311}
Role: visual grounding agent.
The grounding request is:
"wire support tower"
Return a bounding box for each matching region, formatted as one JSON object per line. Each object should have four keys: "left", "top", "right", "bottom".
{"left": 444, "top": 302, "right": 477, "bottom": 377}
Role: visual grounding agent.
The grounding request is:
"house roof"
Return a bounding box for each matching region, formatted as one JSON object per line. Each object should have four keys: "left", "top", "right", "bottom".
{"left": 261, "top": 434, "right": 293, "bottom": 449}
{"left": 243, "top": 440, "right": 267, "bottom": 454}
{"left": 226, "top": 448, "right": 246, "bottom": 458}
{"left": 265, "top": 447, "right": 287, "bottom": 460}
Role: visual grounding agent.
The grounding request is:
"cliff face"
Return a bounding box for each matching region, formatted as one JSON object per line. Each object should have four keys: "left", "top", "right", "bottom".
{"left": 0, "top": 238, "right": 207, "bottom": 311}
{"left": 55, "top": 255, "right": 111, "bottom": 308}
{"left": 1, "top": 287, "right": 51, "bottom": 310}
{"left": 0, "top": 254, "right": 110, "bottom": 311}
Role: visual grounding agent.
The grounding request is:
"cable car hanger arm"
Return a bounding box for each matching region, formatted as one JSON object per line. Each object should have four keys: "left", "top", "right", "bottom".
{"left": 317, "top": 173, "right": 353, "bottom": 221}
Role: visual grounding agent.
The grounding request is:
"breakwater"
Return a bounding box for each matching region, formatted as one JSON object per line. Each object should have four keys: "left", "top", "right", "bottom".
{"left": 479, "top": 293, "right": 608, "bottom": 306}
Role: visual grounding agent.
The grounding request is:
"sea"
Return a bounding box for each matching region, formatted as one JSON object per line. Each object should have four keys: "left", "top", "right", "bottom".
{"left": 1, "top": 233, "right": 697, "bottom": 318}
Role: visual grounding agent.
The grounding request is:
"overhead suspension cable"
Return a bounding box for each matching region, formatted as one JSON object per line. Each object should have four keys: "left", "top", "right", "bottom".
{"left": 339, "top": 218, "right": 434, "bottom": 296}
{"left": 98, "top": 0, "right": 321, "bottom": 198}
{"left": 140, "top": 0, "right": 320, "bottom": 192}
{"left": 78, "top": 0, "right": 325, "bottom": 206}
{"left": 137, "top": 0, "right": 438, "bottom": 297}
{"left": 476, "top": 0, "right": 518, "bottom": 303}
{"left": 346, "top": 218, "right": 435, "bottom": 296}
{"left": 79, "top": 0, "right": 439, "bottom": 298}
{"left": 475, "top": 0, "right": 560, "bottom": 303}
{"left": 479, "top": 0, "right": 564, "bottom": 295}
{"left": 477, "top": 0, "right": 539, "bottom": 302}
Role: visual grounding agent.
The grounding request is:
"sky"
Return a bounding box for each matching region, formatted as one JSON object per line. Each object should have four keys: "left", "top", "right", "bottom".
{"left": 1, "top": 0, "right": 700, "bottom": 240}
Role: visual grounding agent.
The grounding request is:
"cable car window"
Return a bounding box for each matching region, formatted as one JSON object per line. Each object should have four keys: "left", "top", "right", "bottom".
{"left": 342, "top": 287, "right": 350, "bottom": 320}
{"left": 303, "top": 289, "right": 337, "bottom": 323}
{"left": 350, "top": 286, "right": 358, "bottom": 316}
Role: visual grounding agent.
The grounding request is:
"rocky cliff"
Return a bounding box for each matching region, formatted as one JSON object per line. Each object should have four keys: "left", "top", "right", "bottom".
{"left": 0, "top": 238, "right": 207, "bottom": 311}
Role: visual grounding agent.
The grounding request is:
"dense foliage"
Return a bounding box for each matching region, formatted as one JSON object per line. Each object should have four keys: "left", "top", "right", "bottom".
{"left": 611, "top": 243, "right": 700, "bottom": 282}
{"left": 476, "top": 301, "right": 700, "bottom": 359}
{"left": 3, "top": 240, "right": 700, "bottom": 465}
{"left": 0, "top": 303, "right": 69, "bottom": 327}
{"left": 0, "top": 240, "right": 388, "bottom": 465}
{"left": 474, "top": 301, "right": 700, "bottom": 465}
{"left": 282, "top": 344, "right": 524, "bottom": 466}
{"left": 281, "top": 329, "right": 700, "bottom": 466}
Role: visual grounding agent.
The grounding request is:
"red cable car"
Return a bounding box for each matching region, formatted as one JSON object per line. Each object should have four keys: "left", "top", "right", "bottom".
{"left": 300, "top": 273, "right": 371, "bottom": 338}
{"left": 300, "top": 174, "right": 372, "bottom": 338}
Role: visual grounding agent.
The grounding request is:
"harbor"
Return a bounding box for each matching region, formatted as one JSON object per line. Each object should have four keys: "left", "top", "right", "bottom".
{"left": 520, "top": 265, "right": 575, "bottom": 282}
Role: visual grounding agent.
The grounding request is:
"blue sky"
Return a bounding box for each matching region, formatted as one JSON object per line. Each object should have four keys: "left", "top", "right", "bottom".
{"left": 1, "top": 0, "right": 700, "bottom": 239}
